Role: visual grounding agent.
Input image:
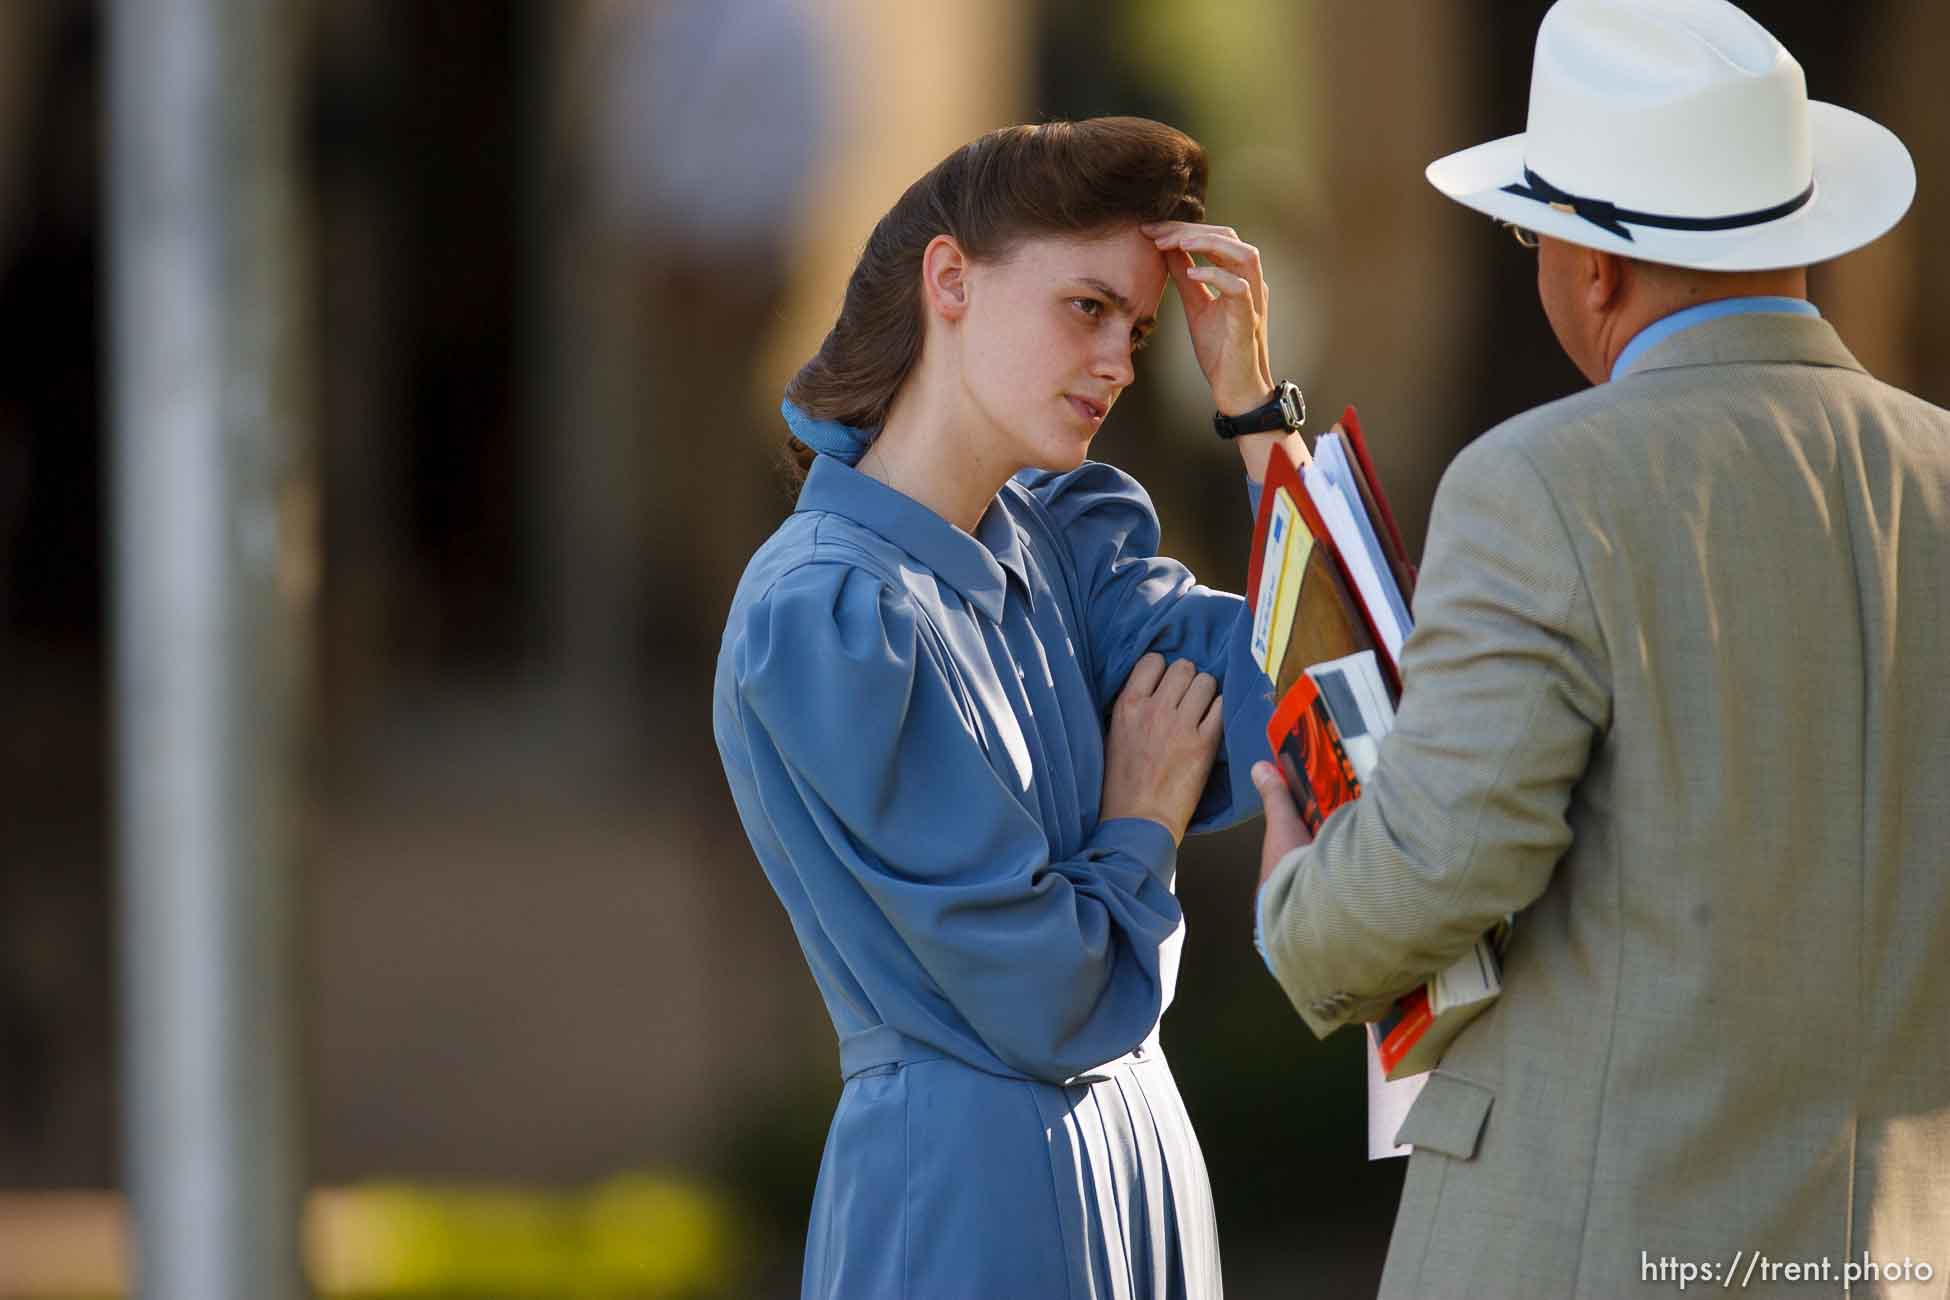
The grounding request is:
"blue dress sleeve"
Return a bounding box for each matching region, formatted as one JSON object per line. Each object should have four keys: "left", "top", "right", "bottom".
{"left": 735, "top": 561, "right": 1186, "bottom": 1083}
{"left": 1025, "top": 462, "right": 1266, "bottom": 833}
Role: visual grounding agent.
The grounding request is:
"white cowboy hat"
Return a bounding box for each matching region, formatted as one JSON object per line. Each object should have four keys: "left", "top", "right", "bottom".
{"left": 1426, "top": 0, "right": 1915, "bottom": 271}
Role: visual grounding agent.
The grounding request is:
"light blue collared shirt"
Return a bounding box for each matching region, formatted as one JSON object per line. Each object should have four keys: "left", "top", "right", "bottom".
{"left": 1610, "top": 295, "right": 1821, "bottom": 382}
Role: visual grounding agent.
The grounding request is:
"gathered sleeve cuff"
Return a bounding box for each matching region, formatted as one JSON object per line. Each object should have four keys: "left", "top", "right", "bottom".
{"left": 734, "top": 560, "right": 1187, "bottom": 1082}
{"left": 1084, "top": 816, "right": 1179, "bottom": 889}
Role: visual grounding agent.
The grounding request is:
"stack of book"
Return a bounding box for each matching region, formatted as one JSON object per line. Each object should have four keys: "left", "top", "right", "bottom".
{"left": 1245, "top": 408, "right": 1505, "bottom": 1155}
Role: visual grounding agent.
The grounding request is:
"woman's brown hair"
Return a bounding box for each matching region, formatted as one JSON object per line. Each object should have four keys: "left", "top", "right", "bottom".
{"left": 783, "top": 116, "right": 1207, "bottom": 482}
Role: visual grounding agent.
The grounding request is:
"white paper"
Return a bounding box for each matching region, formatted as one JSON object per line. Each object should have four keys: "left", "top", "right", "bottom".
{"left": 1306, "top": 650, "right": 1397, "bottom": 741}
{"left": 1431, "top": 936, "right": 1502, "bottom": 1015}
{"left": 1367, "top": 1029, "right": 1426, "bottom": 1160}
{"left": 1310, "top": 434, "right": 1415, "bottom": 645}
{"left": 1308, "top": 650, "right": 1394, "bottom": 781}
{"left": 1303, "top": 465, "right": 1409, "bottom": 669}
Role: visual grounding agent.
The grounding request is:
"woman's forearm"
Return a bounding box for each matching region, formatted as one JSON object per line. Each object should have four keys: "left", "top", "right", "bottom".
{"left": 1234, "top": 428, "right": 1310, "bottom": 483}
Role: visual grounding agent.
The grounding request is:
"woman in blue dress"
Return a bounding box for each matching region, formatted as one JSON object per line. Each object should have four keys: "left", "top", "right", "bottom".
{"left": 713, "top": 117, "right": 1310, "bottom": 1298}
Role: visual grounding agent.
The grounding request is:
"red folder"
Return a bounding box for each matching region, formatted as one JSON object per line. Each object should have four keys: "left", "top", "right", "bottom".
{"left": 1340, "top": 405, "right": 1418, "bottom": 596}
{"left": 1244, "top": 436, "right": 1307, "bottom": 612}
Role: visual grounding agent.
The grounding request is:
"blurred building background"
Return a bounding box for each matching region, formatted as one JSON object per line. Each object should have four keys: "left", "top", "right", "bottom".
{"left": 0, "top": 0, "right": 1944, "bottom": 1295}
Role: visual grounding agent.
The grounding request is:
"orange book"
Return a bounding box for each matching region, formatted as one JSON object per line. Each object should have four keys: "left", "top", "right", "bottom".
{"left": 1373, "top": 986, "right": 1433, "bottom": 1077}
{"left": 1265, "top": 675, "right": 1361, "bottom": 833}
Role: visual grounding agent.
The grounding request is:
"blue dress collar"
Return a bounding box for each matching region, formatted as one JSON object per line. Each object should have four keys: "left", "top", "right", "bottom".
{"left": 1611, "top": 296, "right": 1820, "bottom": 382}
{"left": 795, "top": 455, "right": 1028, "bottom": 621}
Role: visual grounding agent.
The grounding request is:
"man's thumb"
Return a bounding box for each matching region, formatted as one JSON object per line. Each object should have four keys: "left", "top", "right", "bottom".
{"left": 1253, "top": 761, "right": 1297, "bottom": 823}
{"left": 1252, "top": 760, "right": 1313, "bottom": 880}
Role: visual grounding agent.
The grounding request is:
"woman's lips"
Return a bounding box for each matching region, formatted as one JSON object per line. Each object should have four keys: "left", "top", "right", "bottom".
{"left": 1067, "top": 395, "right": 1106, "bottom": 424}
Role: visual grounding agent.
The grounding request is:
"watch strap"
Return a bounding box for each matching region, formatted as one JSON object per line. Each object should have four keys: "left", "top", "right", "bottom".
{"left": 1213, "top": 381, "right": 1306, "bottom": 440}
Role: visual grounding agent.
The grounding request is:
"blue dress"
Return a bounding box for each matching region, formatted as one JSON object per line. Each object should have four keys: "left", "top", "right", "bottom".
{"left": 713, "top": 453, "right": 1264, "bottom": 1299}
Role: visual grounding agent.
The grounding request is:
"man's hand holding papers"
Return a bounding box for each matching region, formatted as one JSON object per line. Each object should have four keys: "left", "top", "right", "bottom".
{"left": 1244, "top": 407, "right": 1507, "bottom": 1156}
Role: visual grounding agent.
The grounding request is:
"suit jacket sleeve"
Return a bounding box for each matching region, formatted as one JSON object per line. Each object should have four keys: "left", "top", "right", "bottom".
{"left": 1257, "top": 432, "right": 1612, "bottom": 1036}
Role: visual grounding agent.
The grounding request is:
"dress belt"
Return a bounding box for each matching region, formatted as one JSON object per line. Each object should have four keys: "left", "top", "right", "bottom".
{"left": 838, "top": 1024, "right": 949, "bottom": 1079}
{"left": 837, "top": 1023, "right": 1163, "bottom": 1084}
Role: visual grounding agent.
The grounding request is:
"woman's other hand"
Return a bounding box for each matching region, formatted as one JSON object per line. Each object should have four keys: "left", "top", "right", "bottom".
{"left": 1100, "top": 653, "right": 1223, "bottom": 844}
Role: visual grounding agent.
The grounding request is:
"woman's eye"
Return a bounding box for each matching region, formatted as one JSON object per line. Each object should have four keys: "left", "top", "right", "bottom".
{"left": 1131, "top": 331, "right": 1151, "bottom": 353}
{"left": 1073, "top": 298, "right": 1103, "bottom": 318}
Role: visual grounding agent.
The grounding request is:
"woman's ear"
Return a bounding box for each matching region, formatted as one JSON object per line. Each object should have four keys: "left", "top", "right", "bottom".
{"left": 921, "top": 234, "right": 969, "bottom": 322}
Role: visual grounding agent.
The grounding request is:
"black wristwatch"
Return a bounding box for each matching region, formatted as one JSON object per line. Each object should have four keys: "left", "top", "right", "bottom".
{"left": 1212, "top": 380, "right": 1306, "bottom": 440}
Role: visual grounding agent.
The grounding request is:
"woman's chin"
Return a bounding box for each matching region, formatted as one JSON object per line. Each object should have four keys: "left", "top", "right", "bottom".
{"left": 1026, "top": 436, "right": 1093, "bottom": 474}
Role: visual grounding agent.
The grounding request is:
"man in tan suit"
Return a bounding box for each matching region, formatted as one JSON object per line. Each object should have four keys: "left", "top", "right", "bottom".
{"left": 1253, "top": 2, "right": 1950, "bottom": 1296}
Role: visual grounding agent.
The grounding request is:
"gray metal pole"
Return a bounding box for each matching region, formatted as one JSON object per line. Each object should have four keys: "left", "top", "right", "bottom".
{"left": 108, "top": 1, "right": 312, "bottom": 1297}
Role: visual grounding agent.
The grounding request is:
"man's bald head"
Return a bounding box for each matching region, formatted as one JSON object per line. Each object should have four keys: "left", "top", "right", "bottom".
{"left": 1535, "top": 240, "right": 1809, "bottom": 385}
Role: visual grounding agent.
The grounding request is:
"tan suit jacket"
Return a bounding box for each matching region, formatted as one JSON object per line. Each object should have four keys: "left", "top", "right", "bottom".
{"left": 1259, "top": 313, "right": 1950, "bottom": 1299}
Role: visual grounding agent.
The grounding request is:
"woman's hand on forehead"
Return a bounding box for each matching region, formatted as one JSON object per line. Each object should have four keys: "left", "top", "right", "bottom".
{"left": 1140, "top": 221, "right": 1275, "bottom": 416}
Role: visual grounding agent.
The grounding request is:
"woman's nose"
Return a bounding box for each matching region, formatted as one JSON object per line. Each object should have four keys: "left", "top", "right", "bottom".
{"left": 1095, "top": 339, "right": 1134, "bottom": 387}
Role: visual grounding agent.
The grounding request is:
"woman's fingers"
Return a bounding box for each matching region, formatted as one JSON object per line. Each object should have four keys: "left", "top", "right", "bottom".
{"left": 1125, "top": 651, "right": 1167, "bottom": 699}
{"left": 1167, "top": 249, "right": 1218, "bottom": 303}
{"left": 1199, "top": 692, "right": 1224, "bottom": 740}
{"left": 1152, "top": 228, "right": 1261, "bottom": 275}
{"left": 1184, "top": 264, "right": 1253, "bottom": 301}
{"left": 1149, "top": 226, "right": 1266, "bottom": 315}
{"left": 1182, "top": 668, "right": 1219, "bottom": 720}
{"left": 1116, "top": 655, "right": 1216, "bottom": 720}
{"left": 1158, "top": 655, "right": 1199, "bottom": 706}
{"left": 1143, "top": 219, "right": 1239, "bottom": 243}
{"left": 1103, "top": 658, "right": 1224, "bottom": 842}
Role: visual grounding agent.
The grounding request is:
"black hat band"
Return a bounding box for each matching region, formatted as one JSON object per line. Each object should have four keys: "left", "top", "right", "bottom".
{"left": 1501, "top": 166, "right": 1815, "bottom": 242}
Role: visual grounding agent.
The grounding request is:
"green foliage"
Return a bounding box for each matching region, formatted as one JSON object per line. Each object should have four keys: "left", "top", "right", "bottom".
{"left": 311, "top": 1174, "right": 749, "bottom": 1300}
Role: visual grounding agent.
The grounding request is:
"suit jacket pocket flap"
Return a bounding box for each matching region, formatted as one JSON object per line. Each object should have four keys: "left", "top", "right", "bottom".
{"left": 1394, "top": 1070, "right": 1493, "bottom": 1160}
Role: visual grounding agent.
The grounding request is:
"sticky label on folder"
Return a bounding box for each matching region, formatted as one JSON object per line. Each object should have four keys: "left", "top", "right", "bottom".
{"left": 1250, "top": 491, "right": 1296, "bottom": 674}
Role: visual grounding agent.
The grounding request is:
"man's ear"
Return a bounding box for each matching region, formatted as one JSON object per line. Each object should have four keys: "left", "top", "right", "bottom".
{"left": 1588, "top": 248, "right": 1626, "bottom": 314}
{"left": 921, "top": 234, "right": 969, "bottom": 322}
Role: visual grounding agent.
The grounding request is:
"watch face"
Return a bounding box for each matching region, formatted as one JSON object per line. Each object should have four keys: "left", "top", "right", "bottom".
{"left": 1278, "top": 384, "right": 1305, "bottom": 429}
